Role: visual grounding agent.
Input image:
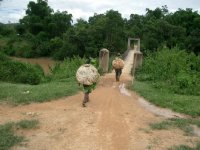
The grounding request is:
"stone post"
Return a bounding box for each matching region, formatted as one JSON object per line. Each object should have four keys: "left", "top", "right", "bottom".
{"left": 132, "top": 51, "right": 143, "bottom": 74}
{"left": 99, "top": 48, "right": 109, "bottom": 73}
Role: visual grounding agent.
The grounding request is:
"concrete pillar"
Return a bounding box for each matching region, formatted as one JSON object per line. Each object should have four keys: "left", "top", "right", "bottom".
{"left": 132, "top": 51, "right": 143, "bottom": 73}
{"left": 137, "top": 39, "right": 140, "bottom": 51}
{"left": 127, "top": 38, "right": 131, "bottom": 50}
{"left": 99, "top": 48, "right": 109, "bottom": 73}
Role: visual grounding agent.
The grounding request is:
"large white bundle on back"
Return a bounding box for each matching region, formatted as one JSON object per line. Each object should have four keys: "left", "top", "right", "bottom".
{"left": 112, "top": 57, "right": 124, "bottom": 69}
{"left": 76, "top": 64, "right": 99, "bottom": 85}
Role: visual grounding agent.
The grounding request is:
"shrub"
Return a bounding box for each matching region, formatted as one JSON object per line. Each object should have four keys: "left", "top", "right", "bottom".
{"left": 0, "top": 58, "right": 44, "bottom": 85}
{"left": 49, "top": 37, "right": 63, "bottom": 55}
{"left": 53, "top": 42, "right": 76, "bottom": 60}
{"left": 48, "top": 56, "right": 86, "bottom": 81}
{"left": 135, "top": 47, "right": 200, "bottom": 95}
{"left": 13, "top": 42, "right": 33, "bottom": 58}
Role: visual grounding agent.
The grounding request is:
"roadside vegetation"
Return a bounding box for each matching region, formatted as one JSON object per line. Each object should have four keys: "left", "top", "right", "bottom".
{"left": 169, "top": 143, "right": 200, "bottom": 150}
{"left": 150, "top": 118, "right": 200, "bottom": 150}
{"left": 132, "top": 47, "right": 200, "bottom": 116}
{"left": 133, "top": 47, "right": 200, "bottom": 150}
{"left": 0, "top": 53, "right": 85, "bottom": 104}
{"left": 150, "top": 118, "right": 200, "bottom": 136}
{"left": 0, "top": 53, "right": 44, "bottom": 85}
{"left": 0, "top": 79, "right": 80, "bottom": 104}
{"left": 132, "top": 81, "right": 200, "bottom": 117}
{"left": 0, "top": 119, "right": 39, "bottom": 150}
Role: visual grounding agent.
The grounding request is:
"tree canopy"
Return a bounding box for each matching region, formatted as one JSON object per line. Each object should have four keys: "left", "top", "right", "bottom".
{"left": 0, "top": 0, "right": 199, "bottom": 59}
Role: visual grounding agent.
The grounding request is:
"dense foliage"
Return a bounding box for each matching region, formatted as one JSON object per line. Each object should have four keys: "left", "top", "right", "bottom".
{"left": 0, "top": 1, "right": 199, "bottom": 60}
{"left": 47, "top": 56, "right": 86, "bottom": 81}
{"left": 0, "top": 52, "right": 44, "bottom": 84}
{"left": 135, "top": 47, "right": 200, "bottom": 95}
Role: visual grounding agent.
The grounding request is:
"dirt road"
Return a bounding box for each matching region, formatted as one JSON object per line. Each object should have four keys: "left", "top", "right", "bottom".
{"left": 0, "top": 73, "right": 199, "bottom": 150}
{"left": 1, "top": 50, "right": 199, "bottom": 149}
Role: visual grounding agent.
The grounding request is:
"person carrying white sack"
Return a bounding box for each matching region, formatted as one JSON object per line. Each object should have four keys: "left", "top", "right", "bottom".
{"left": 76, "top": 64, "right": 99, "bottom": 107}
{"left": 112, "top": 53, "right": 124, "bottom": 81}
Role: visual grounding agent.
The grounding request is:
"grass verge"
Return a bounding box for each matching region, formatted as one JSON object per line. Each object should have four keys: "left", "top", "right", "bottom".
{"left": 0, "top": 78, "right": 80, "bottom": 104}
{"left": 169, "top": 143, "right": 200, "bottom": 150}
{"left": 0, "top": 119, "right": 39, "bottom": 150}
{"left": 16, "top": 119, "right": 39, "bottom": 129}
{"left": 150, "top": 118, "right": 200, "bottom": 150}
{"left": 150, "top": 118, "right": 200, "bottom": 136}
{"left": 131, "top": 81, "right": 200, "bottom": 117}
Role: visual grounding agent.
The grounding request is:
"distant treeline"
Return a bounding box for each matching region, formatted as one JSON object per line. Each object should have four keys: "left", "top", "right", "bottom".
{"left": 0, "top": 0, "right": 199, "bottom": 60}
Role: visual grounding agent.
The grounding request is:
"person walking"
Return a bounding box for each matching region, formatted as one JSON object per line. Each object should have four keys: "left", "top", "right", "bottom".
{"left": 113, "top": 53, "right": 124, "bottom": 82}
{"left": 76, "top": 63, "right": 99, "bottom": 107}
{"left": 82, "top": 82, "right": 96, "bottom": 107}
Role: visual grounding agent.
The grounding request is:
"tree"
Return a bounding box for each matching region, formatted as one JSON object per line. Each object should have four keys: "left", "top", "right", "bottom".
{"left": 46, "top": 11, "right": 72, "bottom": 38}
{"left": 103, "top": 10, "right": 126, "bottom": 53}
{"left": 19, "top": 0, "right": 53, "bottom": 35}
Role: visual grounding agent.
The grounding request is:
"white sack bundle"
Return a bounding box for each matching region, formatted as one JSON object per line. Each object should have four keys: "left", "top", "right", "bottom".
{"left": 76, "top": 64, "right": 100, "bottom": 85}
{"left": 112, "top": 58, "right": 124, "bottom": 69}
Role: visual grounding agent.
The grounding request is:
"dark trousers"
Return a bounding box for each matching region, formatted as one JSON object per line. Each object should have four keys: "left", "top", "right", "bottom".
{"left": 83, "top": 92, "right": 89, "bottom": 104}
{"left": 82, "top": 84, "right": 90, "bottom": 106}
{"left": 115, "top": 69, "right": 122, "bottom": 81}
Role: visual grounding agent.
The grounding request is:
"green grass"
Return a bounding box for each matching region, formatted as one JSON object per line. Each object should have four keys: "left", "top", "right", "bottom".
{"left": 150, "top": 118, "right": 200, "bottom": 136}
{"left": 0, "top": 119, "right": 38, "bottom": 150}
{"left": 16, "top": 119, "right": 39, "bottom": 129}
{"left": 0, "top": 78, "right": 81, "bottom": 104}
{"left": 0, "top": 123, "right": 23, "bottom": 150}
{"left": 169, "top": 143, "right": 200, "bottom": 150}
{"left": 132, "top": 81, "right": 200, "bottom": 117}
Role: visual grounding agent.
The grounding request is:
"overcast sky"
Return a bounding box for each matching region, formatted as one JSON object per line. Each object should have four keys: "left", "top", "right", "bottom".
{"left": 0, "top": 0, "right": 200, "bottom": 23}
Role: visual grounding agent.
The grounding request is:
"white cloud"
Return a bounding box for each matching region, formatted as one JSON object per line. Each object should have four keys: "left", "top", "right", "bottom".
{"left": 0, "top": 0, "right": 199, "bottom": 23}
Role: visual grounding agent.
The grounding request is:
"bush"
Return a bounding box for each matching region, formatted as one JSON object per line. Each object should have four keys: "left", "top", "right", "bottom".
{"left": 0, "top": 58, "right": 44, "bottom": 85}
{"left": 2, "top": 36, "right": 34, "bottom": 58}
{"left": 48, "top": 56, "right": 86, "bottom": 81}
{"left": 49, "top": 37, "right": 63, "bottom": 55}
{"left": 53, "top": 42, "right": 77, "bottom": 60}
{"left": 0, "top": 26, "right": 16, "bottom": 36}
{"left": 13, "top": 42, "right": 33, "bottom": 58}
{"left": 135, "top": 47, "right": 200, "bottom": 95}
